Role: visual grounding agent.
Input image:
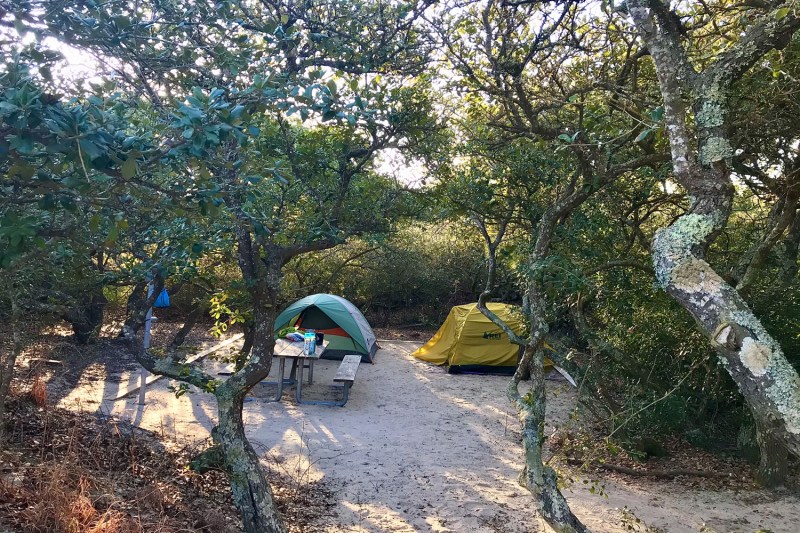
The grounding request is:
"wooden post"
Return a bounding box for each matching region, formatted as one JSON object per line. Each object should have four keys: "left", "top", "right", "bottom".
{"left": 138, "top": 282, "right": 155, "bottom": 405}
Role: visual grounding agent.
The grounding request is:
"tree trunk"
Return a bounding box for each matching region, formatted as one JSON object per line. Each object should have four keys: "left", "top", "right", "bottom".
{"left": 736, "top": 422, "right": 760, "bottom": 465}
{"left": 214, "top": 388, "right": 286, "bottom": 533}
{"left": 120, "top": 276, "right": 164, "bottom": 338}
{"left": 168, "top": 302, "right": 208, "bottom": 353}
{"left": 116, "top": 281, "right": 286, "bottom": 532}
{"left": 488, "top": 206, "right": 590, "bottom": 531}
{"left": 119, "top": 281, "right": 149, "bottom": 337}
{"left": 780, "top": 215, "right": 800, "bottom": 283}
{"left": 753, "top": 413, "right": 789, "bottom": 488}
{"left": 218, "top": 230, "right": 287, "bottom": 530}
{"left": 237, "top": 322, "right": 254, "bottom": 371}
{"left": 511, "top": 342, "right": 590, "bottom": 533}
{"left": 64, "top": 290, "right": 108, "bottom": 344}
{"left": 734, "top": 187, "right": 799, "bottom": 294}
{"left": 473, "top": 176, "right": 600, "bottom": 531}
{"left": 628, "top": 0, "right": 800, "bottom": 471}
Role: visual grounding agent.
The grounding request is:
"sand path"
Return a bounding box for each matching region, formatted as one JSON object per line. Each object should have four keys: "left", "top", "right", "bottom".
{"left": 56, "top": 338, "right": 800, "bottom": 532}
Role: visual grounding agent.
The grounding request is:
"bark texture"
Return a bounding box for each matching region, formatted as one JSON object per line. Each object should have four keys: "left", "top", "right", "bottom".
{"left": 628, "top": 0, "right": 800, "bottom": 473}
{"left": 120, "top": 260, "right": 286, "bottom": 530}
{"left": 508, "top": 341, "right": 590, "bottom": 533}
{"left": 120, "top": 276, "right": 164, "bottom": 339}
{"left": 215, "top": 387, "right": 286, "bottom": 533}
{"left": 63, "top": 289, "right": 107, "bottom": 344}
{"left": 478, "top": 193, "right": 597, "bottom": 532}
{"left": 168, "top": 301, "right": 208, "bottom": 353}
{"left": 753, "top": 411, "right": 789, "bottom": 487}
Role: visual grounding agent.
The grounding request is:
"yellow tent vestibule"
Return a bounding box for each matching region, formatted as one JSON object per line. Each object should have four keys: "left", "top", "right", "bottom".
{"left": 412, "top": 302, "right": 529, "bottom": 375}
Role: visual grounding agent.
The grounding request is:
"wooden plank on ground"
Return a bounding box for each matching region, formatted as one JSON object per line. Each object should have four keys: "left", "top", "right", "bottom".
{"left": 110, "top": 333, "right": 244, "bottom": 400}
{"left": 29, "top": 358, "right": 64, "bottom": 365}
{"left": 334, "top": 354, "right": 361, "bottom": 383}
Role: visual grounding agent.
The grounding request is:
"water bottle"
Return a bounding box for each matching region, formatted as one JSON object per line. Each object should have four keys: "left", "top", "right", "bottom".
{"left": 303, "top": 330, "right": 316, "bottom": 355}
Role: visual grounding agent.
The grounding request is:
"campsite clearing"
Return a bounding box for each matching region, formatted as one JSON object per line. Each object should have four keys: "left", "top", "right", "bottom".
{"left": 47, "top": 336, "right": 799, "bottom": 533}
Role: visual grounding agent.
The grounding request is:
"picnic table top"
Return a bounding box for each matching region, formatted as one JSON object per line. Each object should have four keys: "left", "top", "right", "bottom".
{"left": 273, "top": 338, "right": 329, "bottom": 359}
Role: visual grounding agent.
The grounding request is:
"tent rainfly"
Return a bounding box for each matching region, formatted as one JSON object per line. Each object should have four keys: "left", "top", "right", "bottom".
{"left": 412, "top": 302, "right": 540, "bottom": 375}
{"left": 273, "top": 294, "right": 378, "bottom": 363}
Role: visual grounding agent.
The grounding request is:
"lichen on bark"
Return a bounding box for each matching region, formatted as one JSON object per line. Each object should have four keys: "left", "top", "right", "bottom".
{"left": 695, "top": 100, "right": 725, "bottom": 128}
{"left": 739, "top": 337, "right": 771, "bottom": 377}
{"left": 652, "top": 213, "right": 717, "bottom": 286}
{"left": 629, "top": 0, "right": 800, "bottom": 479}
{"left": 669, "top": 256, "right": 725, "bottom": 297}
{"left": 730, "top": 310, "right": 800, "bottom": 437}
{"left": 699, "top": 136, "right": 734, "bottom": 164}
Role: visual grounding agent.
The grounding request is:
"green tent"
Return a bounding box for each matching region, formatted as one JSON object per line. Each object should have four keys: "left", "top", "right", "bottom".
{"left": 274, "top": 294, "right": 378, "bottom": 362}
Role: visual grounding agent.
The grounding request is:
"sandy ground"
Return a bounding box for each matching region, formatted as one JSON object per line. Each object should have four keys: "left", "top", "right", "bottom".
{"left": 54, "top": 338, "right": 800, "bottom": 533}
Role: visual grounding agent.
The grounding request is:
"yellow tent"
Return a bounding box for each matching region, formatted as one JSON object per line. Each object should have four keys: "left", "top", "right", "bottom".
{"left": 412, "top": 302, "right": 527, "bottom": 375}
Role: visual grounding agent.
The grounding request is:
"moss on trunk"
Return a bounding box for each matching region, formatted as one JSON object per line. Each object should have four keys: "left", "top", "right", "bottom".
{"left": 215, "top": 390, "right": 286, "bottom": 533}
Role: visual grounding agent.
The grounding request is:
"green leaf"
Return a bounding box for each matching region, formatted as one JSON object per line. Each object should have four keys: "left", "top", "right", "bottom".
{"left": 9, "top": 162, "right": 35, "bottom": 179}
{"left": 558, "top": 134, "right": 572, "bottom": 143}
{"left": 9, "top": 135, "right": 34, "bottom": 154}
{"left": 121, "top": 157, "right": 137, "bottom": 179}
{"left": 635, "top": 128, "right": 653, "bottom": 142}
{"left": 247, "top": 125, "right": 260, "bottom": 137}
{"left": 650, "top": 106, "right": 664, "bottom": 122}
{"left": 775, "top": 7, "right": 790, "bottom": 20}
{"left": 79, "top": 139, "right": 102, "bottom": 160}
{"left": 271, "top": 169, "right": 288, "bottom": 184}
{"left": 38, "top": 194, "right": 56, "bottom": 210}
{"left": 253, "top": 221, "right": 268, "bottom": 235}
{"left": 183, "top": 127, "right": 195, "bottom": 139}
{"left": 230, "top": 104, "right": 246, "bottom": 119}
{"left": 92, "top": 173, "right": 114, "bottom": 183}
{"left": 326, "top": 80, "right": 337, "bottom": 98}
{"left": 0, "top": 101, "right": 20, "bottom": 113}
{"left": 60, "top": 196, "right": 77, "bottom": 211}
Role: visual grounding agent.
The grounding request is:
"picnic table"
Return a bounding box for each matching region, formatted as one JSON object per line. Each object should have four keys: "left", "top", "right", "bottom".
{"left": 264, "top": 338, "right": 329, "bottom": 403}
{"left": 258, "top": 338, "right": 362, "bottom": 406}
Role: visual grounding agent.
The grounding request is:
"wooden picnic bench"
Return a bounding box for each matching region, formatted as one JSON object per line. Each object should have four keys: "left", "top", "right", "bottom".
{"left": 297, "top": 354, "right": 361, "bottom": 407}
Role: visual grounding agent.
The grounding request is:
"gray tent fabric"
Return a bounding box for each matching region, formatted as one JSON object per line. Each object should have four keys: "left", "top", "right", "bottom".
{"left": 329, "top": 295, "right": 377, "bottom": 354}
{"left": 274, "top": 294, "right": 378, "bottom": 362}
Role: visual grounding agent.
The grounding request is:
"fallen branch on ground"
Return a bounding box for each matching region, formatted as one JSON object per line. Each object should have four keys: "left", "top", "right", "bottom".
{"left": 566, "top": 458, "right": 732, "bottom": 479}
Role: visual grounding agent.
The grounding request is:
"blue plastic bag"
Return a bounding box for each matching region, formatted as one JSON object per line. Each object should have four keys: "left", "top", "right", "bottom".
{"left": 154, "top": 288, "right": 170, "bottom": 308}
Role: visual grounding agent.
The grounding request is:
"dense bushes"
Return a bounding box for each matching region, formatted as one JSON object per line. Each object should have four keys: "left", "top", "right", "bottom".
{"left": 282, "top": 222, "right": 519, "bottom": 326}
